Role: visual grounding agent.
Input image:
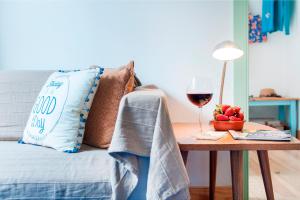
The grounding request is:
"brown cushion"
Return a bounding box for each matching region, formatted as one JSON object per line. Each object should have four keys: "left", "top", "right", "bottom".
{"left": 83, "top": 61, "right": 135, "bottom": 148}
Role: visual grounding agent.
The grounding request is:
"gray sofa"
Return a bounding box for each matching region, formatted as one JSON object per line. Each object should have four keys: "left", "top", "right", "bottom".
{"left": 0, "top": 70, "right": 190, "bottom": 200}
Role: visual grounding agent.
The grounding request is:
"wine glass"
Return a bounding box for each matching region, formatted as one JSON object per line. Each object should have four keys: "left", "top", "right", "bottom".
{"left": 186, "top": 77, "right": 213, "bottom": 135}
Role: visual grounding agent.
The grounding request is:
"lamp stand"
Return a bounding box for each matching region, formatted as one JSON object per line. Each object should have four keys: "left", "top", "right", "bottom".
{"left": 219, "top": 61, "right": 227, "bottom": 104}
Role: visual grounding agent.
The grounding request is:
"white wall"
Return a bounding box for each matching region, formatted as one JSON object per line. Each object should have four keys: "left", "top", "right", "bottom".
{"left": 249, "top": 0, "right": 300, "bottom": 127}
{"left": 0, "top": 0, "right": 233, "bottom": 186}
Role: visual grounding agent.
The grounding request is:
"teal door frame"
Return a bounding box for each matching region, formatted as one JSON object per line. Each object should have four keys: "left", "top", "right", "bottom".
{"left": 233, "top": 0, "right": 249, "bottom": 199}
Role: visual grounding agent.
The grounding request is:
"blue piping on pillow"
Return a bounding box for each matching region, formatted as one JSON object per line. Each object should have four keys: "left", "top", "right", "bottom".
{"left": 74, "top": 67, "right": 104, "bottom": 151}
{"left": 19, "top": 138, "right": 79, "bottom": 153}
{"left": 18, "top": 139, "right": 25, "bottom": 144}
{"left": 64, "top": 148, "right": 79, "bottom": 153}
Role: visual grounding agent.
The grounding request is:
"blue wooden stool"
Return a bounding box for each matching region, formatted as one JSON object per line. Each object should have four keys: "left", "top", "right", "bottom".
{"left": 249, "top": 97, "right": 298, "bottom": 137}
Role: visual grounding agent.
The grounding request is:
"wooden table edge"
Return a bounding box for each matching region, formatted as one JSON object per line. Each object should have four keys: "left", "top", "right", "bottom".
{"left": 174, "top": 122, "right": 300, "bottom": 151}
{"left": 178, "top": 143, "right": 300, "bottom": 151}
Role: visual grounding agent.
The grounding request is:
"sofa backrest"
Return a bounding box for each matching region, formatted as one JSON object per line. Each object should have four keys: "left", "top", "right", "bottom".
{"left": 0, "top": 70, "right": 53, "bottom": 140}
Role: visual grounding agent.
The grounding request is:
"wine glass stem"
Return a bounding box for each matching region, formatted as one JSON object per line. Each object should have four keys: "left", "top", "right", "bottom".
{"left": 198, "top": 107, "right": 203, "bottom": 134}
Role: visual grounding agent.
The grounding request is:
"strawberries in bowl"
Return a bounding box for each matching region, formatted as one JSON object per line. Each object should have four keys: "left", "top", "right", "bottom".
{"left": 213, "top": 105, "right": 245, "bottom": 131}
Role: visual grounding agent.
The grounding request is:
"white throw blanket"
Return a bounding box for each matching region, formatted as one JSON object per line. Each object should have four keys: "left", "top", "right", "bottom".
{"left": 108, "top": 88, "right": 190, "bottom": 200}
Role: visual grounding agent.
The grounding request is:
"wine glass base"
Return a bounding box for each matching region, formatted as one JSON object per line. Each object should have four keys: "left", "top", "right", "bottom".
{"left": 193, "top": 131, "right": 227, "bottom": 140}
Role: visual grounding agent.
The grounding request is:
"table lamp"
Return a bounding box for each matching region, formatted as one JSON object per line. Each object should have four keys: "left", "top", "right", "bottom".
{"left": 212, "top": 40, "right": 244, "bottom": 104}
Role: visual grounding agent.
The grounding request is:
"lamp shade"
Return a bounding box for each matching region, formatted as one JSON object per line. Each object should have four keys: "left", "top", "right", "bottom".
{"left": 212, "top": 40, "right": 244, "bottom": 61}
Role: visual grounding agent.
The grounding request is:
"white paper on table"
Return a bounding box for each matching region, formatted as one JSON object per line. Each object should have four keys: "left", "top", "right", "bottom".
{"left": 193, "top": 131, "right": 227, "bottom": 140}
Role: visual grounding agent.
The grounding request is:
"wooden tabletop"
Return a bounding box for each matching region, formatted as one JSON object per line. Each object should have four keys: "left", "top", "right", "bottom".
{"left": 250, "top": 97, "right": 300, "bottom": 101}
{"left": 173, "top": 122, "right": 300, "bottom": 151}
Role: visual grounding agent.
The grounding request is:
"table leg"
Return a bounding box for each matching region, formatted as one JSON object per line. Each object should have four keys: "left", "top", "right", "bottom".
{"left": 257, "top": 150, "right": 275, "bottom": 200}
{"left": 209, "top": 151, "right": 217, "bottom": 200}
{"left": 289, "top": 101, "right": 297, "bottom": 136}
{"left": 180, "top": 150, "right": 188, "bottom": 166}
{"left": 278, "top": 105, "right": 285, "bottom": 123}
{"left": 230, "top": 150, "right": 244, "bottom": 200}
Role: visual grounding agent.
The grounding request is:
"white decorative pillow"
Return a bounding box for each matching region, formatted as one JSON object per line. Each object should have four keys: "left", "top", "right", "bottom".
{"left": 20, "top": 68, "right": 103, "bottom": 152}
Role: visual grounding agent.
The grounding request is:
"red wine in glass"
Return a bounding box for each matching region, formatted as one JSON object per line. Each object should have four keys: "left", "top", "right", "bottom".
{"left": 186, "top": 77, "right": 213, "bottom": 134}
{"left": 186, "top": 93, "right": 213, "bottom": 108}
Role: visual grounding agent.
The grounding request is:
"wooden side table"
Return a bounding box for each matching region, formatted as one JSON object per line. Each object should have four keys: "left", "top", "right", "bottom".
{"left": 173, "top": 122, "right": 300, "bottom": 200}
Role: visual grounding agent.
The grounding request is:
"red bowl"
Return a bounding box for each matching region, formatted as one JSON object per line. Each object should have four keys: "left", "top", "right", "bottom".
{"left": 213, "top": 120, "right": 245, "bottom": 131}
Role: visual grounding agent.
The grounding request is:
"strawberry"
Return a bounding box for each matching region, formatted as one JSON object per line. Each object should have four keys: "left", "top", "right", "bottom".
{"left": 215, "top": 105, "right": 223, "bottom": 114}
{"left": 229, "top": 116, "right": 242, "bottom": 121}
{"left": 213, "top": 105, "right": 223, "bottom": 119}
{"left": 233, "top": 106, "right": 241, "bottom": 113}
{"left": 237, "top": 112, "right": 244, "bottom": 120}
{"left": 221, "top": 105, "right": 231, "bottom": 113}
{"left": 213, "top": 111, "right": 219, "bottom": 119}
{"left": 224, "top": 107, "right": 235, "bottom": 117}
{"left": 216, "top": 114, "right": 229, "bottom": 121}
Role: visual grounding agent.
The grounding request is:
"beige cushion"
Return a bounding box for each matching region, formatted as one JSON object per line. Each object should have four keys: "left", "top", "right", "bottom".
{"left": 83, "top": 61, "right": 135, "bottom": 148}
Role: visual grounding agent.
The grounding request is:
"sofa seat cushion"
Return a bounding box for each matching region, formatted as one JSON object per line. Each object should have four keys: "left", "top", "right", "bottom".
{"left": 0, "top": 141, "right": 111, "bottom": 199}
